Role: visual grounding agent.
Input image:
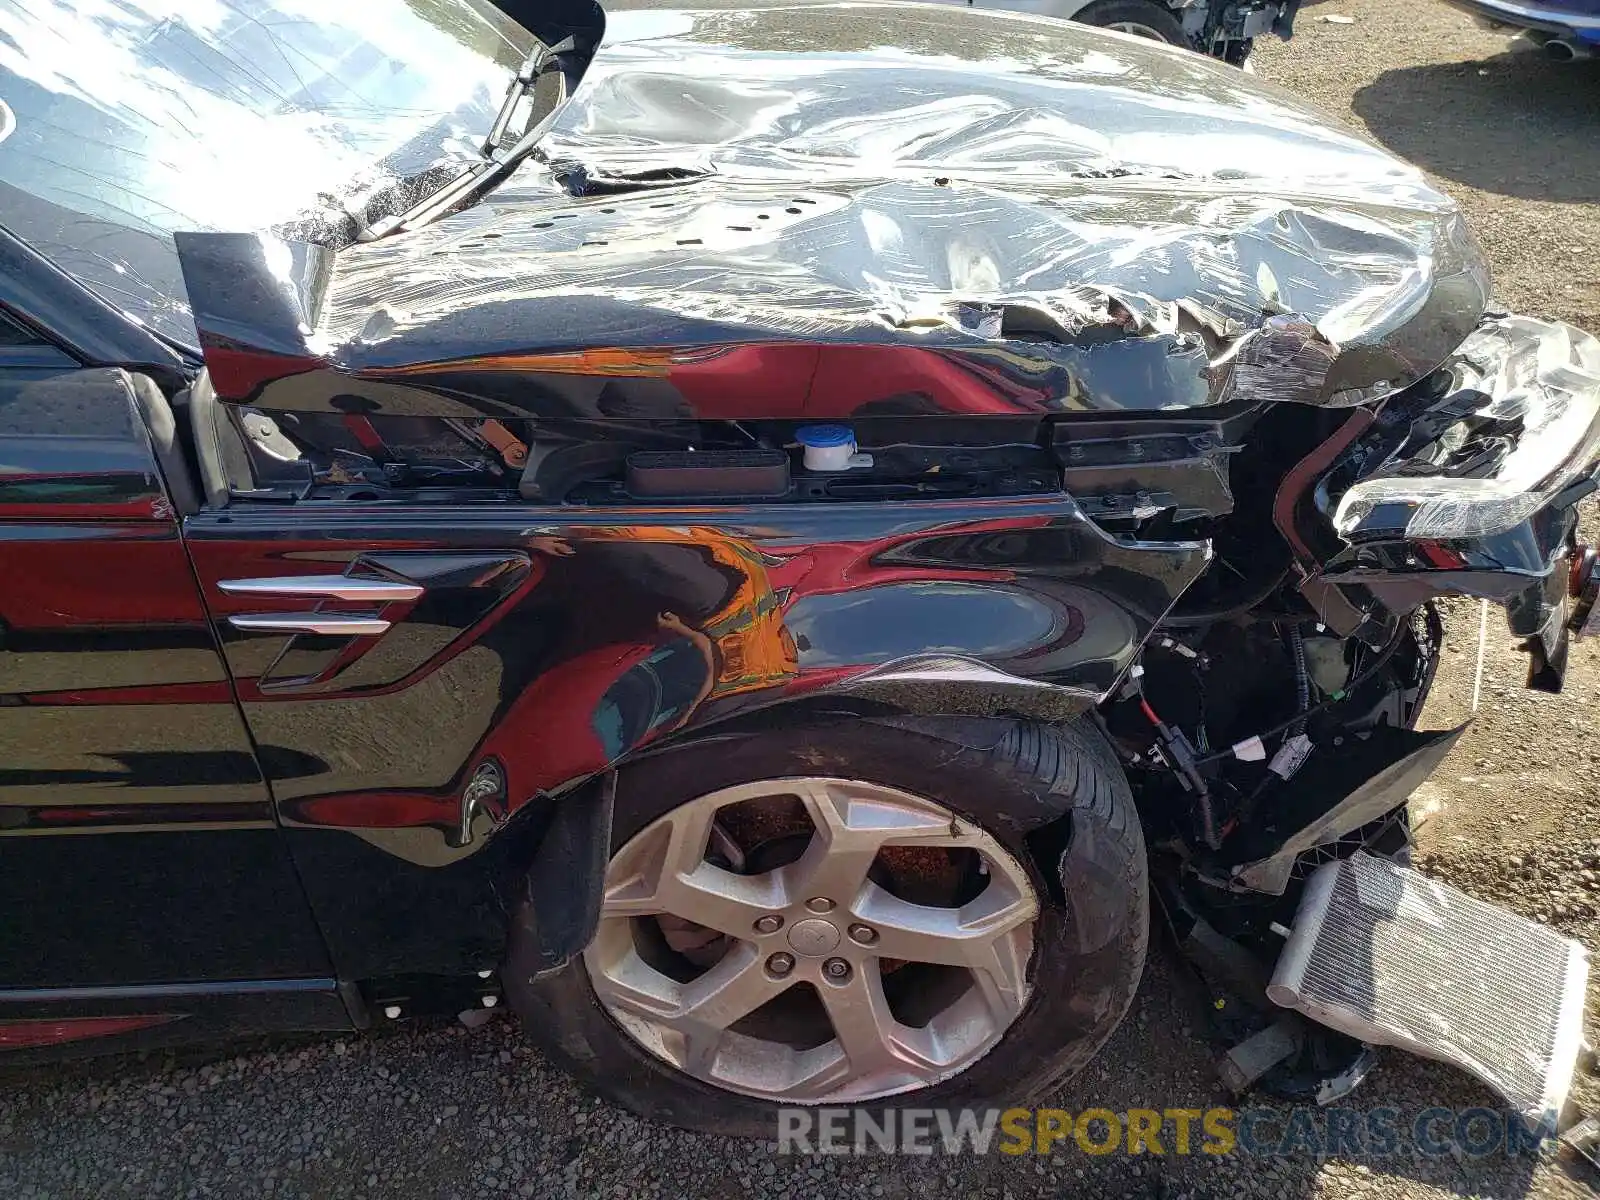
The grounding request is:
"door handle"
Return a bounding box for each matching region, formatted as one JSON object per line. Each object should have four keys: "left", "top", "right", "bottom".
{"left": 218, "top": 575, "right": 423, "bottom": 602}
{"left": 227, "top": 613, "right": 393, "bottom": 636}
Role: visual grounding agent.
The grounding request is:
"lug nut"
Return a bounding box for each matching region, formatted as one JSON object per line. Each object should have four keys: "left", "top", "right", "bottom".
{"left": 847, "top": 923, "right": 877, "bottom": 945}
{"left": 822, "top": 958, "right": 852, "bottom": 981}
{"left": 806, "top": 897, "right": 836, "bottom": 914}
{"left": 767, "top": 952, "right": 796, "bottom": 977}
{"left": 753, "top": 914, "right": 784, "bottom": 934}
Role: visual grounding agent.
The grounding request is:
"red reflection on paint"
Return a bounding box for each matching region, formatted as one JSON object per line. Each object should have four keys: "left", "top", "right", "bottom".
{"left": 1416, "top": 541, "right": 1468, "bottom": 570}
{"left": 0, "top": 1013, "right": 182, "bottom": 1049}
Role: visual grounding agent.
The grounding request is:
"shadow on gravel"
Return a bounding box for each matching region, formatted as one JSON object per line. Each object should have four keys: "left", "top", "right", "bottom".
{"left": 1352, "top": 53, "right": 1600, "bottom": 202}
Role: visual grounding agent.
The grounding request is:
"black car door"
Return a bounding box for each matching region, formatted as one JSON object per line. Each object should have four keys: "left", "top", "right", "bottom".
{"left": 0, "top": 306, "right": 338, "bottom": 1051}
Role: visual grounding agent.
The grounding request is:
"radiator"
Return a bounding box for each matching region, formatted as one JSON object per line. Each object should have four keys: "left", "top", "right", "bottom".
{"left": 1269, "top": 851, "right": 1590, "bottom": 1130}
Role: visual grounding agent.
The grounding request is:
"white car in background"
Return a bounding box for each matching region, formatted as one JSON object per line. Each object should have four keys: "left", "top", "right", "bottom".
{"left": 934, "top": 0, "right": 1299, "bottom": 63}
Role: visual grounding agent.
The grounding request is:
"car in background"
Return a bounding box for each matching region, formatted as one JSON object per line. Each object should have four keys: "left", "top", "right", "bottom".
{"left": 500, "top": 0, "right": 1299, "bottom": 66}
{"left": 926, "top": 0, "right": 1299, "bottom": 63}
{"left": 1439, "top": 0, "right": 1600, "bottom": 59}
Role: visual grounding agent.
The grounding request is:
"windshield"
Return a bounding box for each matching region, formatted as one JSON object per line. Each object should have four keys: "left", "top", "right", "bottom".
{"left": 0, "top": 0, "right": 539, "bottom": 350}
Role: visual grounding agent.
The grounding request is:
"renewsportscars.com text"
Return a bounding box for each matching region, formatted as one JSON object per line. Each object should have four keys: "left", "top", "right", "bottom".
{"left": 777, "top": 1106, "right": 1551, "bottom": 1158}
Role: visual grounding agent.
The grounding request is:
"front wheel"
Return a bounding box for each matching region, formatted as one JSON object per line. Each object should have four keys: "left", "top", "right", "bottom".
{"left": 1072, "top": 0, "right": 1190, "bottom": 45}
{"left": 508, "top": 717, "right": 1147, "bottom": 1136}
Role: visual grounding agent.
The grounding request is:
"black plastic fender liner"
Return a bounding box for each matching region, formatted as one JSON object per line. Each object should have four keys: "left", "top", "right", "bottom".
{"left": 1226, "top": 723, "right": 1469, "bottom": 895}
{"left": 504, "top": 771, "right": 615, "bottom": 982}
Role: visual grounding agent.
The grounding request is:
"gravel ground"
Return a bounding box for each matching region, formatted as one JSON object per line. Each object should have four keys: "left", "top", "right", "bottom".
{"left": 4, "top": 5, "right": 1600, "bottom": 1199}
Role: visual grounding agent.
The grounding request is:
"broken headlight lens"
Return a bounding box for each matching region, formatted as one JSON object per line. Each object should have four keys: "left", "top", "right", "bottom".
{"left": 1334, "top": 315, "right": 1600, "bottom": 541}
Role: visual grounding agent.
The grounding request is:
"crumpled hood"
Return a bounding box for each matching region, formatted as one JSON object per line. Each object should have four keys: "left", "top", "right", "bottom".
{"left": 184, "top": 2, "right": 1491, "bottom": 413}
{"left": 545, "top": 4, "right": 1420, "bottom": 194}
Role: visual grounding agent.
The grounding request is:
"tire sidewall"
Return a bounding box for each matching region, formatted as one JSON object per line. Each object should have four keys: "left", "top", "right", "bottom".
{"left": 1074, "top": 0, "right": 1189, "bottom": 44}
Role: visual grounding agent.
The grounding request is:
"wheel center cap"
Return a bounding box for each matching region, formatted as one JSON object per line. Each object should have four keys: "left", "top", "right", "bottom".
{"left": 787, "top": 917, "right": 842, "bottom": 957}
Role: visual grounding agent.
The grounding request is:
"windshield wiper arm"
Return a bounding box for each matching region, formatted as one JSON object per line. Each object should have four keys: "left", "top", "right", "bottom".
{"left": 481, "top": 36, "right": 573, "bottom": 157}
{"left": 361, "top": 36, "right": 576, "bottom": 242}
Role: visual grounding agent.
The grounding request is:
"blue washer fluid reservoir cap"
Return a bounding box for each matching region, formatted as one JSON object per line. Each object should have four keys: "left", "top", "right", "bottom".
{"left": 795, "top": 424, "right": 868, "bottom": 472}
{"left": 795, "top": 424, "right": 854, "bottom": 448}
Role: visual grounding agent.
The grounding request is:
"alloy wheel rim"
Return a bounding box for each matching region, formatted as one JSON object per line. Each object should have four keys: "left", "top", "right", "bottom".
{"left": 583, "top": 777, "right": 1039, "bottom": 1103}
{"left": 1105, "top": 20, "right": 1174, "bottom": 40}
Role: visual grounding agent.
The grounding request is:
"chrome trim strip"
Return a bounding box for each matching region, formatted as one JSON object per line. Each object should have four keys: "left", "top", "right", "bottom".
{"left": 218, "top": 575, "right": 423, "bottom": 602}
{"left": 228, "top": 612, "right": 391, "bottom": 636}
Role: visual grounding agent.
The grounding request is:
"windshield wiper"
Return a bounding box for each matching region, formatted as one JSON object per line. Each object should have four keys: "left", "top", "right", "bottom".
{"left": 480, "top": 37, "right": 574, "bottom": 158}
{"left": 360, "top": 36, "right": 576, "bottom": 242}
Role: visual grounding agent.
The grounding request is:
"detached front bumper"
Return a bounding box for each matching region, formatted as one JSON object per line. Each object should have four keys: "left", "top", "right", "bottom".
{"left": 1322, "top": 314, "right": 1600, "bottom": 690}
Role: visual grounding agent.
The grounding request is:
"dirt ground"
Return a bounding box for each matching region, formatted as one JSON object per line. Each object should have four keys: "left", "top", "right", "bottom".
{"left": 2, "top": 4, "right": 1599, "bottom": 1200}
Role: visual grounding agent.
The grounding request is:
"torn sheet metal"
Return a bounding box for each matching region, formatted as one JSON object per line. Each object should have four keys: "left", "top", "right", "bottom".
{"left": 176, "top": 3, "right": 1490, "bottom": 416}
